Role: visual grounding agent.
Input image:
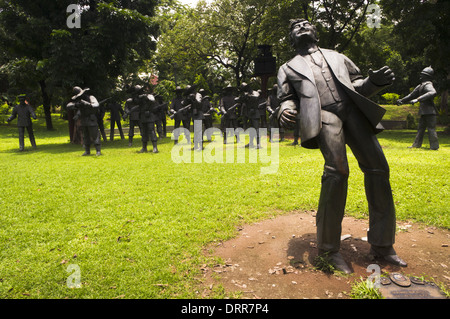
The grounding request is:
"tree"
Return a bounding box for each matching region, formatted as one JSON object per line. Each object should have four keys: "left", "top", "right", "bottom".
{"left": 156, "top": 0, "right": 378, "bottom": 89}
{"left": 0, "top": 0, "right": 159, "bottom": 130}
{"left": 156, "top": 0, "right": 277, "bottom": 87}
{"left": 380, "top": 0, "right": 449, "bottom": 105}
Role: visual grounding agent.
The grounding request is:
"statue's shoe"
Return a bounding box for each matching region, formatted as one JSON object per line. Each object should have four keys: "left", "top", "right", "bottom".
{"left": 319, "top": 251, "right": 353, "bottom": 274}
{"left": 370, "top": 247, "right": 407, "bottom": 267}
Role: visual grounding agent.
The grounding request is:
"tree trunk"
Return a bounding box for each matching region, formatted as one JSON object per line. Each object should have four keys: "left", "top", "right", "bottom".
{"left": 39, "top": 80, "right": 53, "bottom": 130}
{"left": 440, "top": 89, "right": 448, "bottom": 115}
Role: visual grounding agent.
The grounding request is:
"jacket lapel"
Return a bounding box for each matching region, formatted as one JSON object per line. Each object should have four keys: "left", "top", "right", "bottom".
{"left": 320, "top": 49, "right": 352, "bottom": 90}
{"left": 286, "top": 54, "right": 315, "bottom": 84}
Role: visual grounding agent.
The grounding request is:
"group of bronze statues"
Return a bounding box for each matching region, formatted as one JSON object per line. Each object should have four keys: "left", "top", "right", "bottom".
{"left": 5, "top": 18, "right": 443, "bottom": 275}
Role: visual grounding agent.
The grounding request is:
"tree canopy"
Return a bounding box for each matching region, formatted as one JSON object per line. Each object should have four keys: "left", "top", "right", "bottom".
{"left": 0, "top": 0, "right": 159, "bottom": 129}
{"left": 0, "top": 0, "right": 448, "bottom": 124}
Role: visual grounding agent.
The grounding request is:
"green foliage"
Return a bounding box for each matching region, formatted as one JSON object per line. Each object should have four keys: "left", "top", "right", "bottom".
{"left": 0, "top": 102, "right": 10, "bottom": 123}
{"left": 406, "top": 113, "right": 417, "bottom": 129}
{"left": 154, "top": 79, "right": 177, "bottom": 102}
{"left": 0, "top": 0, "right": 160, "bottom": 129}
{"left": 34, "top": 105, "right": 45, "bottom": 118}
{"left": 382, "top": 93, "right": 400, "bottom": 105}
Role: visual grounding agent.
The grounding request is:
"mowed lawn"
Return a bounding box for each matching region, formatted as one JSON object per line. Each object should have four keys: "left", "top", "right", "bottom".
{"left": 0, "top": 114, "right": 448, "bottom": 298}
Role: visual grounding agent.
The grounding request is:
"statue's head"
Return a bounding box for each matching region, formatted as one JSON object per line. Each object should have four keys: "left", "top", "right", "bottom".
{"left": 289, "top": 19, "right": 319, "bottom": 48}
{"left": 420, "top": 66, "right": 434, "bottom": 81}
{"left": 174, "top": 86, "right": 184, "bottom": 96}
{"left": 133, "top": 85, "right": 144, "bottom": 94}
{"left": 71, "top": 86, "right": 89, "bottom": 100}
{"left": 240, "top": 82, "right": 250, "bottom": 92}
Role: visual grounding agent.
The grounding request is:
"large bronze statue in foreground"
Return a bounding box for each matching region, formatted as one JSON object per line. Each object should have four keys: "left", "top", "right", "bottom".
{"left": 276, "top": 19, "right": 406, "bottom": 273}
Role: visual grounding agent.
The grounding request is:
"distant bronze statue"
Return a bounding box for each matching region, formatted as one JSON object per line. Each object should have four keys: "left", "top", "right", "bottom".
{"left": 7, "top": 94, "right": 37, "bottom": 151}
{"left": 138, "top": 91, "right": 159, "bottom": 153}
{"left": 155, "top": 95, "right": 168, "bottom": 139}
{"left": 169, "top": 86, "right": 190, "bottom": 144}
{"left": 125, "top": 85, "right": 159, "bottom": 153}
{"left": 123, "top": 86, "right": 143, "bottom": 146}
{"left": 397, "top": 66, "right": 439, "bottom": 150}
{"left": 67, "top": 86, "right": 101, "bottom": 156}
{"left": 219, "top": 85, "right": 239, "bottom": 144}
{"left": 237, "top": 82, "right": 261, "bottom": 148}
{"left": 266, "top": 84, "right": 285, "bottom": 142}
{"left": 105, "top": 99, "right": 125, "bottom": 141}
{"left": 257, "top": 89, "right": 267, "bottom": 128}
{"left": 199, "top": 90, "right": 215, "bottom": 142}
{"left": 184, "top": 85, "right": 203, "bottom": 151}
{"left": 96, "top": 101, "right": 107, "bottom": 142}
{"left": 276, "top": 19, "right": 406, "bottom": 273}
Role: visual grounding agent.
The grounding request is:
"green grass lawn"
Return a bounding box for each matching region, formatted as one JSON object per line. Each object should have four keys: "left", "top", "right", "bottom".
{"left": 0, "top": 115, "right": 448, "bottom": 298}
{"left": 382, "top": 104, "right": 418, "bottom": 120}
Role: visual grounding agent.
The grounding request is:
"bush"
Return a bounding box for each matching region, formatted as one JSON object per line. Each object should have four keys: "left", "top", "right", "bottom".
{"left": 0, "top": 102, "right": 11, "bottom": 123}
{"left": 381, "top": 93, "right": 400, "bottom": 105}
{"left": 35, "top": 105, "right": 45, "bottom": 118}
{"left": 406, "top": 113, "right": 417, "bottom": 129}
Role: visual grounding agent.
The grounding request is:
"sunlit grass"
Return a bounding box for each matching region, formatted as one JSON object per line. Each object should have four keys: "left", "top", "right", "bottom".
{"left": 0, "top": 115, "right": 448, "bottom": 298}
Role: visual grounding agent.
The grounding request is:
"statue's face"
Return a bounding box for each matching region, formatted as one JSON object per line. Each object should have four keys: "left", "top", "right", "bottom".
{"left": 290, "top": 20, "right": 318, "bottom": 46}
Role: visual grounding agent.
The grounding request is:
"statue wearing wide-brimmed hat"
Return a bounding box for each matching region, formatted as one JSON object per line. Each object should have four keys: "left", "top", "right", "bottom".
{"left": 67, "top": 86, "right": 102, "bottom": 156}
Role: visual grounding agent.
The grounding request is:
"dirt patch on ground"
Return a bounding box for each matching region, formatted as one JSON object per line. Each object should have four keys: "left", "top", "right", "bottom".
{"left": 201, "top": 211, "right": 449, "bottom": 299}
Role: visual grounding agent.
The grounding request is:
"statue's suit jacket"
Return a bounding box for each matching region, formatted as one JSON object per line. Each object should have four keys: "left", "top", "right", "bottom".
{"left": 277, "top": 48, "right": 388, "bottom": 149}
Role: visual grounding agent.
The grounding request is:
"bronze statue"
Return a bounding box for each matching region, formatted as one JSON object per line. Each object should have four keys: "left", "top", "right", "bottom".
{"left": 67, "top": 87, "right": 102, "bottom": 156}
{"left": 7, "top": 94, "right": 37, "bottom": 151}
{"left": 184, "top": 85, "right": 203, "bottom": 150}
{"left": 237, "top": 82, "right": 261, "bottom": 148}
{"left": 266, "top": 84, "right": 285, "bottom": 142}
{"left": 169, "top": 86, "right": 190, "bottom": 144}
{"left": 155, "top": 94, "right": 168, "bottom": 139}
{"left": 105, "top": 99, "right": 125, "bottom": 141}
{"left": 96, "top": 101, "right": 107, "bottom": 142}
{"left": 200, "top": 91, "right": 215, "bottom": 142}
{"left": 219, "top": 85, "right": 239, "bottom": 144}
{"left": 397, "top": 66, "right": 439, "bottom": 150}
{"left": 123, "top": 86, "right": 143, "bottom": 147}
{"left": 276, "top": 19, "right": 406, "bottom": 273}
{"left": 125, "top": 85, "right": 159, "bottom": 153}
{"left": 258, "top": 89, "right": 268, "bottom": 129}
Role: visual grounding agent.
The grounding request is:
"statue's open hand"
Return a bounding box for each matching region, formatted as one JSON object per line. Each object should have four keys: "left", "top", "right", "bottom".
{"left": 369, "top": 66, "right": 395, "bottom": 86}
{"left": 279, "top": 109, "right": 297, "bottom": 129}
